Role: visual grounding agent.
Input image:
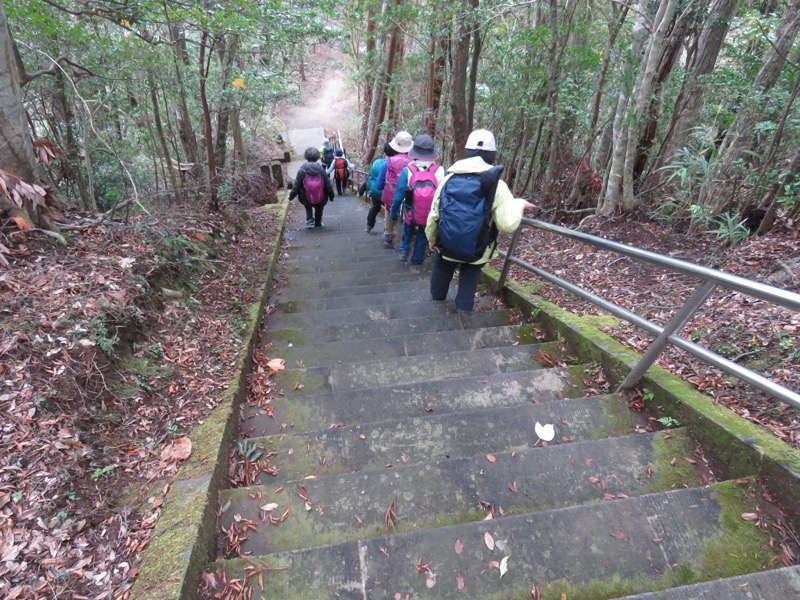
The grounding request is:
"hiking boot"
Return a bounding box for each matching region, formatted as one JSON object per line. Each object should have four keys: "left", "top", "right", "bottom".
{"left": 398, "top": 251, "right": 409, "bottom": 263}
{"left": 365, "top": 226, "right": 373, "bottom": 233}
{"left": 381, "top": 234, "right": 393, "bottom": 248}
{"left": 315, "top": 222, "right": 325, "bottom": 228}
{"left": 305, "top": 218, "right": 314, "bottom": 227}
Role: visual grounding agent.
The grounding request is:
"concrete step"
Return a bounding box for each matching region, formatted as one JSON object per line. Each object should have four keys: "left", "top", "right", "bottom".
{"left": 213, "top": 480, "right": 781, "bottom": 599}
{"left": 262, "top": 341, "right": 569, "bottom": 397}
{"left": 272, "top": 324, "right": 538, "bottom": 368}
{"left": 615, "top": 566, "right": 800, "bottom": 598}
{"left": 269, "top": 277, "right": 430, "bottom": 300}
{"left": 241, "top": 366, "right": 586, "bottom": 437}
{"left": 220, "top": 429, "right": 702, "bottom": 555}
{"left": 279, "top": 267, "right": 430, "bottom": 291}
{"left": 239, "top": 393, "right": 648, "bottom": 483}
{"left": 264, "top": 309, "right": 520, "bottom": 344}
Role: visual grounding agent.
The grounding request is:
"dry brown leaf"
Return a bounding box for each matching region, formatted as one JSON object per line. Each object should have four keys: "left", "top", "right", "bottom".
{"left": 610, "top": 529, "right": 627, "bottom": 540}
{"left": 267, "top": 358, "right": 285, "bottom": 371}
{"left": 457, "top": 574, "right": 465, "bottom": 590}
{"left": 161, "top": 437, "right": 192, "bottom": 462}
{"left": 454, "top": 539, "right": 463, "bottom": 556}
{"left": 486, "top": 454, "right": 496, "bottom": 463}
{"left": 484, "top": 532, "right": 495, "bottom": 551}
{"left": 741, "top": 512, "right": 759, "bottom": 521}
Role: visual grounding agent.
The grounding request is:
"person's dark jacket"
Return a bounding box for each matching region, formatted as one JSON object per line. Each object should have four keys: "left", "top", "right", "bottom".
{"left": 289, "top": 162, "right": 335, "bottom": 205}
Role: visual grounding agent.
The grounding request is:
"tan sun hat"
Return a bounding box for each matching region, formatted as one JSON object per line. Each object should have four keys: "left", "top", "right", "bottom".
{"left": 388, "top": 131, "right": 413, "bottom": 153}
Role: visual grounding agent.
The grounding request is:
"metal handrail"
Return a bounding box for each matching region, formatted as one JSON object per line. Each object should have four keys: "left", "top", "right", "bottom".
{"left": 497, "top": 218, "right": 800, "bottom": 410}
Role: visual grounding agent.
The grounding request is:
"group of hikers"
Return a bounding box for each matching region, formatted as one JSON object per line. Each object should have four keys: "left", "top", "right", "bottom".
{"left": 288, "top": 128, "right": 536, "bottom": 313}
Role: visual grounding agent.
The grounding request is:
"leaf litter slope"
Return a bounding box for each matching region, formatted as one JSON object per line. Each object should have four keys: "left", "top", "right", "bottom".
{"left": 0, "top": 201, "right": 282, "bottom": 599}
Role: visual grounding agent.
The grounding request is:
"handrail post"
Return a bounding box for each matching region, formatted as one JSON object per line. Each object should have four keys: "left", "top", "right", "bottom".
{"left": 618, "top": 279, "right": 718, "bottom": 391}
{"left": 497, "top": 224, "right": 523, "bottom": 292}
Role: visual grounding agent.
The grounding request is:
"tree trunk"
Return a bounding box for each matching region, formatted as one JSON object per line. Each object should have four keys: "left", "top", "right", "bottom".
{"left": 148, "top": 69, "right": 182, "bottom": 202}
{"left": 364, "top": 7, "right": 399, "bottom": 165}
{"left": 0, "top": 1, "right": 46, "bottom": 227}
{"left": 199, "top": 29, "right": 219, "bottom": 210}
{"left": 168, "top": 23, "right": 201, "bottom": 172}
{"left": 214, "top": 35, "right": 238, "bottom": 174}
{"left": 659, "top": 0, "right": 739, "bottom": 168}
{"left": 362, "top": 10, "right": 376, "bottom": 136}
{"left": 426, "top": 25, "right": 447, "bottom": 137}
{"left": 699, "top": 0, "right": 800, "bottom": 214}
{"left": 467, "top": 0, "right": 482, "bottom": 132}
{"left": 55, "top": 71, "right": 93, "bottom": 210}
{"left": 450, "top": 0, "right": 471, "bottom": 153}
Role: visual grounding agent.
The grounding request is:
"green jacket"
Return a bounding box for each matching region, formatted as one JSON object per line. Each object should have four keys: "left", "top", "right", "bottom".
{"left": 425, "top": 156, "right": 526, "bottom": 264}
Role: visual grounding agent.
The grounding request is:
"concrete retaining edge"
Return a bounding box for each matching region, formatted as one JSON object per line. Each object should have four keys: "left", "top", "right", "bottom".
{"left": 484, "top": 268, "right": 800, "bottom": 526}
{"left": 130, "top": 198, "right": 291, "bottom": 600}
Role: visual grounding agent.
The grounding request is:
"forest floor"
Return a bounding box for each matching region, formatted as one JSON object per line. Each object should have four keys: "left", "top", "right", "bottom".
{"left": 1, "top": 45, "right": 799, "bottom": 600}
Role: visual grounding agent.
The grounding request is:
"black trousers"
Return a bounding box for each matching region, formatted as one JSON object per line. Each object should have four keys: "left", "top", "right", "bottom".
{"left": 302, "top": 199, "right": 326, "bottom": 226}
{"left": 429, "top": 253, "right": 483, "bottom": 312}
{"left": 366, "top": 195, "right": 382, "bottom": 229}
{"left": 334, "top": 172, "right": 349, "bottom": 195}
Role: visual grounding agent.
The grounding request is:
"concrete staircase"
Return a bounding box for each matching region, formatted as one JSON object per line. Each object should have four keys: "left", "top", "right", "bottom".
{"left": 208, "top": 196, "right": 800, "bottom": 599}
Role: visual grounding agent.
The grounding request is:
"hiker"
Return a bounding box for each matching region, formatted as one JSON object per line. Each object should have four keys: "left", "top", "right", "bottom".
{"left": 359, "top": 142, "right": 397, "bottom": 233}
{"left": 327, "top": 148, "right": 355, "bottom": 196}
{"left": 320, "top": 138, "right": 334, "bottom": 170}
{"left": 389, "top": 134, "right": 446, "bottom": 265}
{"left": 289, "top": 147, "right": 335, "bottom": 228}
{"left": 426, "top": 129, "right": 536, "bottom": 313}
{"left": 377, "top": 131, "right": 413, "bottom": 248}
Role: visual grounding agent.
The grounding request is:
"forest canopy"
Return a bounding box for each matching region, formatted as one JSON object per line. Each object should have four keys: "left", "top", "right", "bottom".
{"left": 1, "top": 0, "right": 799, "bottom": 239}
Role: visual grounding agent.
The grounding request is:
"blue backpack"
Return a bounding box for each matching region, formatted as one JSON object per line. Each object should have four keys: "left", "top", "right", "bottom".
{"left": 436, "top": 166, "right": 504, "bottom": 263}
{"left": 322, "top": 145, "right": 334, "bottom": 165}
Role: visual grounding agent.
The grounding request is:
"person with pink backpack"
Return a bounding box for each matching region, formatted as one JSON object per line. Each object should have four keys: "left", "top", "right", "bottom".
{"left": 288, "top": 147, "right": 335, "bottom": 228}
{"left": 389, "top": 134, "right": 446, "bottom": 265}
{"left": 376, "top": 131, "right": 413, "bottom": 248}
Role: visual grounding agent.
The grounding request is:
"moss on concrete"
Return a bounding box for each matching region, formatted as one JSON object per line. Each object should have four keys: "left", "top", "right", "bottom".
{"left": 265, "top": 327, "right": 307, "bottom": 346}
{"left": 494, "top": 274, "right": 800, "bottom": 529}
{"left": 130, "top": 199, "right": 291, "bottom": 600}
{"left": 647, "top": 428, "right": 704, "bottom": 492}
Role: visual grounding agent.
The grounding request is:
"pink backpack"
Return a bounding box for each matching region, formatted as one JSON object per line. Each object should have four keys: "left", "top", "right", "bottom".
{"left": 303, "top": 172, "right": 325, "bottom": 205}
{"left": 404, "top": 163, "right": 440, "bottom": 226}
{"left": 381, "top": 154, "right": 412, "bottom": 209}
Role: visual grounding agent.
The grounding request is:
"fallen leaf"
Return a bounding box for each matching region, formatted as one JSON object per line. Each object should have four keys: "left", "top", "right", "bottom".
{"left": 426, "top": 575, "right": 436, "bottom": 588}
{"left": 486, "top": 454, "right": 497, "bottom": 463}
{"left": 457, "top": 574, "right": 465, "bottom": 590}
{"left": 267, "top": 358, "right": 285, "bottom": 371}
{"left": 260, "top": 503, "right": 279, "bottom": 512}
{"left": 610, "top": 529, "right": 627, "bottom": 540}
{"left": 741, "top": 512, "right": 759, "bottom": 521}
{"left": 454, "top": 539, "right": 463, "bottom": 556}
{"left": 499, "top": 556, "right": 509, "bottom": 577}
{"left": 488, "top": 561, "right": 500, "bottom": 568}
{"left": 161, "top": 437, "right": 192, "bottom": 462}
{"left": 484, "top": 532, "right": 495, "bottom": 551}
{"left": 534, "top": 421, "right": 555, "bottom": 441}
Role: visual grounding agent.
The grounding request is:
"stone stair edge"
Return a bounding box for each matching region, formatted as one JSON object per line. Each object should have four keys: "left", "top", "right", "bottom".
{"left": 129, "top": 201, "right": 293, "bottom": 600}
{"left": 210, "top": 479, "right": 781, "bottom": 600}
{"left": 497, "top": 276, "right": 800, "bottom": 528}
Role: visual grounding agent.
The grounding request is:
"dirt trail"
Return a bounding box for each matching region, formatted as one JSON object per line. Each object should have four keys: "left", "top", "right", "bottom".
{"left": 282, "top": 47, "right": 360, "bottom": 153}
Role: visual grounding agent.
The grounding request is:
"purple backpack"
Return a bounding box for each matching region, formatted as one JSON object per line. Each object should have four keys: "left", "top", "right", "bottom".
{"left": 303, "top": 172, "right": 325, "bottom": 205}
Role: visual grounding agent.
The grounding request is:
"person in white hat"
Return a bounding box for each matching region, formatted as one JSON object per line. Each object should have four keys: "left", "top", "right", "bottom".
{"left": 377, "top": 131, "right": 414, "bottom": 248}
{"left": 425, "top": 129, "right": 536, "bottom": 313}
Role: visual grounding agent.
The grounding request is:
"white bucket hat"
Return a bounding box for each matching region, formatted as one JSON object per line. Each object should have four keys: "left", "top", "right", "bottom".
{"left": 388, "top": 131, "right": 413, "bottom": 153}
{"left": 465, "top": 129, "right": 497, "bottom": 151}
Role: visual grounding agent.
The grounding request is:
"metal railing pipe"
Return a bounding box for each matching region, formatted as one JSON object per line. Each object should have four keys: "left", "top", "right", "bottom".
{"left": 522, "top": 218, "right": 800, "bottom": 312}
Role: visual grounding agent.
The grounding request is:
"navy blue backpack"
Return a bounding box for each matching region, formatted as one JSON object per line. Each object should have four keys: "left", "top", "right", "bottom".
{"left": 436, "top": 165, "right": 504, "bottom": 263}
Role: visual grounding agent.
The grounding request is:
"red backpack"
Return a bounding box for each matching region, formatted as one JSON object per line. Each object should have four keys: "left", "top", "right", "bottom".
{"left": 303, "top": 172, "right": 325, "bottom": 205}
{"left": 334, "top": 157, "right": 348, "bottom": 180}
{"left": 404, "top": 163, "right": 440, "bottom": 226}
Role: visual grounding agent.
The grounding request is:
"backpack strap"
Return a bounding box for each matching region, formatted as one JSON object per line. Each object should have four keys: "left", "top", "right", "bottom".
{"left": 479, "top": 165, "right": 505, "bottom": 212}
